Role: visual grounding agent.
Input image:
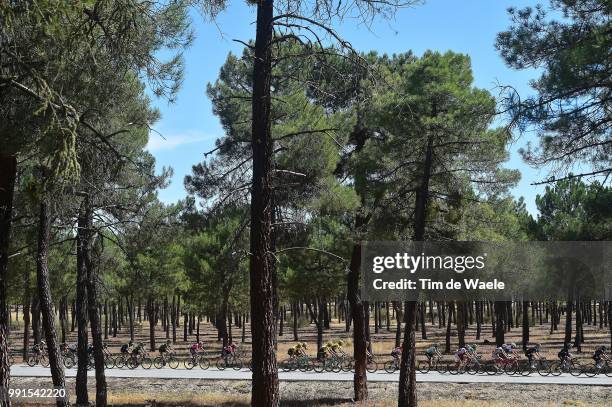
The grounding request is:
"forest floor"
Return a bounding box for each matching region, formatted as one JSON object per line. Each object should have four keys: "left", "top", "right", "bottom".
{"left": 9, "top": 377, "right": 612, "bottom": 406}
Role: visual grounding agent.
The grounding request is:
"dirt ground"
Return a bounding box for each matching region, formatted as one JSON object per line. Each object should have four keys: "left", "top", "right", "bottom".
{"left": 9, "top": 377, "right": 612, "bottom": 407}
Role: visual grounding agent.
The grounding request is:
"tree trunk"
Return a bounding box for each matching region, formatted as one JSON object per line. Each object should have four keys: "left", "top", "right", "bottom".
{"left": 398, "top": 302, "right": 417, "bottom": 407}
{"left": 85, "top": 207, "right": 107, "bottom": 407}
{"left": 36, "top": 198, "right": 68, "bottom": 407}
{"left": 22, "top": 272, "right": 31, "bottom": 362}
{"left": 522, "top": 301, "right": 529, "bottom": 350}
{"left": 75, "top": 200, "right": 90, "bottom": 406}
{"left": 564, "top": 300, "right": 573, "bottom": 344}
{"left": 148, "top": 297, "right": 156, "bottom": 352}
{"left": 347, "top": 242, "right": 368, "bottom": 401}
{"left": 293, "top": 303, "right": 299, "bottom": 341}
{"left": 399, "top": 131, "right": 434, "bottom": 407}
{"left": 494, "top": 301, "right": 505, "bottom": 346}
{"left": 0, "top": 154, "right": 16, "bottom": 407}
{"left": 249, "top": 0, "right": 279, "bottom": 404}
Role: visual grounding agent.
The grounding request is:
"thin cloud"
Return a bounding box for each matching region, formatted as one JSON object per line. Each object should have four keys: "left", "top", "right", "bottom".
{"left": 146, "top": 130, "right": 216, "bottom": 152}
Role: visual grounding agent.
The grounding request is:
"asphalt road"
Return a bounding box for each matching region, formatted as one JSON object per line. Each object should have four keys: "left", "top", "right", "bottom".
{"left": 10, "top": 364, "right": 612, "bottom": 385}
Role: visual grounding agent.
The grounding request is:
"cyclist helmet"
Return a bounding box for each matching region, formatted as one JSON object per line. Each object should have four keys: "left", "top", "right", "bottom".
{"left": 471, "top": 344, "right": 477, "bottom": 351}
{"left": 510, "top": 343, "right": 517, "bottom": 349}
{"left": 337, "top": 340, "right": 345, "bottom": 346}
{"left": 301, "top": 342, "right": 307, "bottom": 349}
{"left": 432, "top": 343, "right": 439, "bottom": 348}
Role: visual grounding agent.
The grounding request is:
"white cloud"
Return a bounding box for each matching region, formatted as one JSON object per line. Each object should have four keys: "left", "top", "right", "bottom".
{"left": 146, "top": 130, "right": 216, "bottom": 152}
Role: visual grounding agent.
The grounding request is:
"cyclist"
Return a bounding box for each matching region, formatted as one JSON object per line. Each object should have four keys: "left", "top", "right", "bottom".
{"left": 318, "top": 343, "right": 330, "bottom": 361}
{"left": 592, "top": 345, "right": 607, "bottom": 368}
{"left": 190, "top": 341, "right": 204, "bottom": 358}
{"left": 158, "top": 340, "right": 172, "bottom": 362}
{"left": 222, "top": 342, "right": 237, "bottom": 358}
{"left": 132, "top": 341, "right": 145, "bottom": 357}
{"left": 494, "top": 343, "right": 516, "bottom": 360}
{"left": 453, "top": 346, "right": 468, "bottom": 368}
{"left": 524, "top": 343, "right": 541, "bottom": 367}
{"left": 391, "top": 344, "right": 403, "bottom": 363}
{"left": 425, "top": 343, "right": 441, "bottom": 364}
{"left": 120, "top": 340, "right": 134, "bottom": 355}
{"left": 32, "top": 340, "right": 46, "bottom": 355}
{"left": 329, "top": 341, "right": 344, "bottom": 358}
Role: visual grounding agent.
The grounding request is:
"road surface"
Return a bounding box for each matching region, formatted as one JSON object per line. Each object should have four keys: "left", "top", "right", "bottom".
{"left": 10, "top": 364, "right": 612, "bottom": 385}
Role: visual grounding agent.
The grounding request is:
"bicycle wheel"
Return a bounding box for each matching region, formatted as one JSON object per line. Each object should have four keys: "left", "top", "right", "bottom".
{"left": 41, "top": 354, "right": 49, "bottom": 368}
{"left": 104, "top": 356, "right": 115, "bottom": 369}
{"left": 168, "top": 356, "right": 179, "bottom": 369}
{"left": 199, "top": 357, "right": 211, "bottom": 370}
{"left": 504, "top": 361, "right": 518, "bottom": 375}
{"left": 435, "top": 361, "right": 448, "bottom": 374}
{"left": 384, "top": 360, "right": 397, "bottom": 373}
{"left": 341, "top": 358, "right": 353, "bottom": 372}
{"left": 417, "top": 360, "right": 431, "bottom": 374}
{"left": 569, "top": 360, "right": 582, "bottom": 377}
{"left": 216, "top": 358, "right": 227, "bottom": 370}
{"left": 298, "top": 359, "right": 311, "bottom": 372}
{"left": 127, "top": 357, "right": 138, "bottom": 369}
{"left": 485, "top": 362, "right": 500, "bottom": 375}
{"left": 367, "top": 360, "right": 378, "bottom": 373}
{"left": 231, "top": 357, "right": 243, "bottom": 371}
{"left": 63, "top": 356, "right": 75, "bottom": 369}
{"left": 583, "top": 363, "right": 599, "bottom": 377}
{"left": 448, "top": 363, "right": 459, "bottom": 375}
{"left": 467, "top": 362, "right": 480, "bottom": 375}
{"left": 115, "top": 356, "right": 126, "bottom": 369}
{"left": 603, "top": 362, "right": 612, "bottom": 377}
{"left": 280, "top": 359, "right": 292, "bottom": 372}
{"left": 537, "top": 360, "right": 551, "bottom": 377}
{"left": 313, "top": 360, "right": 324, "bottom": 373}
{"left": 331, "top": 360, "right": 342, "bottom": 373}
{"left": 27, "top": 354, "right": 37, "bottom": 367}
{"left": 141, "top": 357, "right": 152, "bottom": 369}
{"left": 153, "top": 357, "right": 164, "bottom": 369}
{"left": 184, "top": 357, "right": 196, "bottom": 370}
{"left": 549, "top": 361, "right": 562, "bottom": 376}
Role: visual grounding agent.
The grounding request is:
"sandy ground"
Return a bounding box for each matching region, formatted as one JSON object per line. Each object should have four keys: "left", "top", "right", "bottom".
{"left": 8, "top": 376, "right": 612, "bottom": 406}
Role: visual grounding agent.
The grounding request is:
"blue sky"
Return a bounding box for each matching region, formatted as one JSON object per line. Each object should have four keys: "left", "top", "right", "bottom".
{"left": 147, "top": 0, "right": 549, "bottom": 215}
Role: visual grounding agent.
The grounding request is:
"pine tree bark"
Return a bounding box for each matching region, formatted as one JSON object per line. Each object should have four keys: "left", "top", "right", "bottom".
{"left": 0, "top": 154, "right": 16, "bottom": 407}
{"left": 399, "top": 131, "right": 434, "bottom": 407}
{"left": 36, "top": 198, "right": 68, "bottom": 407}
{"left": 249, "top": 0, "right": 279, "bottom": 404}
{"left": 22, "top": 269, "right": 31, "bottom": 362}
{"left": 494, "top": 301, "right": 505, "bottom": 346}
{"left": 75, "top": 200, "right": 90, "bottom": 406}
{"left": 522, "top": 301, "right": 529, "bottom": 350}
{"left": 347, "top": 241, "right": 368, "bottom": 401}
{"left": 81, "top": 196, "right": 107, "bottom": 407}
